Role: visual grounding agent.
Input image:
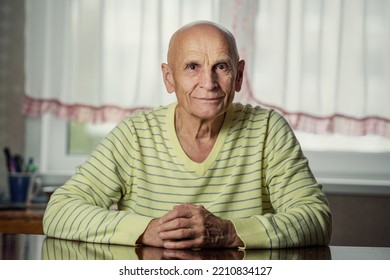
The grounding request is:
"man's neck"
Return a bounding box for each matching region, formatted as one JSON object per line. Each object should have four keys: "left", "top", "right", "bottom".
{"left": 174, "top": 107, "right": 225, "bottom": 141}
{"left": 174, "top": 107, "right": 225, "bottom": 163}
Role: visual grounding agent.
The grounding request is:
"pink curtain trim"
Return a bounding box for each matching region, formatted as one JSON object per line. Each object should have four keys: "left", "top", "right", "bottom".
{"left": 22, "top": 94, "right": 152, "bottom": 123}
{"left": 23, "top": 93, "right": 390, "bottom": 138}
{"left": 240, "top": 73, "right": 390, "bottom": 138}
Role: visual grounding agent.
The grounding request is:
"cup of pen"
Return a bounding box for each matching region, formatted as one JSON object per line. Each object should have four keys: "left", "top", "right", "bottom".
{"left": 8, "top": 172, "right": 38, "bottom": 206}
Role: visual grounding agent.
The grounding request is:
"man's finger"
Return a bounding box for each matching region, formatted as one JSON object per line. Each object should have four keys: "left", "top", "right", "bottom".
{"left": 159, "top": 204, "right": 194, "bottom": 224}
{"left": 159, "top": 225, "right": 199, "bottom": 241}
{"left": 158, "top": 217, "right": 191, "bottom": 233}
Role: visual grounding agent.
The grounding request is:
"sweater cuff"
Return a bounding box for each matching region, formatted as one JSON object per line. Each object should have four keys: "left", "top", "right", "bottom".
{"left": 110, "top": 213, "right": 153, "bottom": 246}
{"left": 229, "top": 216, "right": 269, "bottom": 249}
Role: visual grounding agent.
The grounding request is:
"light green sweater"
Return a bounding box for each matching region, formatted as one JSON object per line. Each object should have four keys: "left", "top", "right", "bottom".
{"left": 43, "top": 102, "right": 332, "bottom": 249}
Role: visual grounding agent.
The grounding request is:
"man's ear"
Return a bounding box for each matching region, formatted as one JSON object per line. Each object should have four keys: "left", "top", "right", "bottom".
{"left": 161, "top": 63, "right": 175, "bottom": 93}
{"left": 235, "top": 60, "right": 245, "bottom": 92}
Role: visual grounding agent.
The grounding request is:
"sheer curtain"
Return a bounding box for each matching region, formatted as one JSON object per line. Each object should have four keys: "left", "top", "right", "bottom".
{"left": 23, "top": 0, "right": 390, "bottom": 137}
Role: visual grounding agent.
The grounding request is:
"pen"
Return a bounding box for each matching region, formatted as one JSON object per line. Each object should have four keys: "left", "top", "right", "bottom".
{"left": 26, "top": 157, "right": 37, "bottom": 173}
{"left": 3, "top": 147, "right": 11, "bottom": 172}
{"left": 3, "top": 147, "right": 16, "bottom": 172}
{"left": 13, "top": 154, "right": 21, "bottom": 172}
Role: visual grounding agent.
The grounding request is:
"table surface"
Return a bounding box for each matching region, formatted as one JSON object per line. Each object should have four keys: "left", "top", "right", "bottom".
{"left": 1, "top": 233, "right": 390, "bottom": 260}
{"left": 0, "top": 203, "right": 45, "bottom": 235}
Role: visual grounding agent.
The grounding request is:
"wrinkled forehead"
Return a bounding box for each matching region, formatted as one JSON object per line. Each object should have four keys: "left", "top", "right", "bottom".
{"left": 181, "top": 34, "right": 231, "bottom": 59}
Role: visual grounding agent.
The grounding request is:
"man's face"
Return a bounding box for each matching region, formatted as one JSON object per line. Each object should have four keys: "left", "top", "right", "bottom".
{"left": 162, "top": 26, "right": 244, "bottom": 121}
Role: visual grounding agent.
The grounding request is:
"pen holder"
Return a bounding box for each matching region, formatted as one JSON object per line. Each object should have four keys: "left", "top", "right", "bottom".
{"left": 8, "top": 173, "right": 41, "bottom": 205}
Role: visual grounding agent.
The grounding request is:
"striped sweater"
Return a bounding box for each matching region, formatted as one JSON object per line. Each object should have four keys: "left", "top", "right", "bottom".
{"left": 43, "top": 102, "right": 332, "bottom": 249}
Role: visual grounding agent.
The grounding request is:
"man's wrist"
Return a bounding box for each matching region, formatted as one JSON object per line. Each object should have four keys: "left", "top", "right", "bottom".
{"left": 136, "top": 218, "right": 159, "bottom": 246}
{"left": 225, "top": 220, "right": 244, "bottom": 248}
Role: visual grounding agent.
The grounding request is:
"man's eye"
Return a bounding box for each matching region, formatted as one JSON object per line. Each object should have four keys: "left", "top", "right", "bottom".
{"left": 216, "top": 63, "right": 229, "bottom": 71}
{"left": 186, "top": 64, "right": 198, "bottom": 70}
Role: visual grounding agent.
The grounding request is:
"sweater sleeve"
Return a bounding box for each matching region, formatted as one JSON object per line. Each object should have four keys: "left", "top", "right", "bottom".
{"left": 43, "top": 119, "right": 153, "bottom": 246}
{"left": 230, "top": 110, "right": 332, "bottom": 249}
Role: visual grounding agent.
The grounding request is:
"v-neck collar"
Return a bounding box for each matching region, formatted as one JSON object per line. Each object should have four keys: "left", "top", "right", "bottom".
{"left": 167, "top": 102, "right": 233, "bottom": 176}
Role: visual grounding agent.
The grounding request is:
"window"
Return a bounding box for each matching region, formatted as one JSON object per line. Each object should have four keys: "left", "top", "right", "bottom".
{"left": 24, "top": 1, "right": 390, "bottom": 193}
{"left": 68, "top": 121, "right": 117, "bottom": 155}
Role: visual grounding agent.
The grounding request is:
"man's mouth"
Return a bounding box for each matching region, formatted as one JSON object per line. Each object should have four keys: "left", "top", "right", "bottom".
{"left": 195, "top": 96, "right": 224, "bottom": 101}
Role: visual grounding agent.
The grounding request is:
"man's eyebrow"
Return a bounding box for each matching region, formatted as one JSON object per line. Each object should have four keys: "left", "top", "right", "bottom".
{"left": 183, "top": 59, "right": 201, "bottom": 65}
{"left": 182, "top": 57, "right": 233, "bottom": 65}
{"left": 214, "top": 58, "right": 232, "bottom": 65}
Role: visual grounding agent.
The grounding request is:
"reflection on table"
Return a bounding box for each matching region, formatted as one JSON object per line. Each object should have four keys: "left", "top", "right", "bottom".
{"left": 0, "top": 233, "right": 45, "bottom": 259}
{"left": 2, "top": 233, "right": 390, "bottom": 260}
{"left": 0, "top": 233, "right": 330, "bottom": 260}
{"left": 41, "top": 237, "right": 332, "bottom": 260}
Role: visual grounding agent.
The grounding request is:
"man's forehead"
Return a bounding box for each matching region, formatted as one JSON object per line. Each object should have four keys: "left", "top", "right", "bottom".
{"left": 176, "top": 35, "right": 232, "bottom": 57}
{"left": 179, "top": 48, "right": 233, "bottom": 63}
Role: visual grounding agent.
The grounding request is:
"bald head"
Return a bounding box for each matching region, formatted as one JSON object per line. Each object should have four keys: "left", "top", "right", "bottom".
{"left": 167, "top": 21, "right": 240, "bottom": 67}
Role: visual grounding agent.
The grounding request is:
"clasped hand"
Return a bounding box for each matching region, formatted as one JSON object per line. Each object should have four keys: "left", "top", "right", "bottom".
{"left": 138, "top": 203, "right": 243, "bottom": 249}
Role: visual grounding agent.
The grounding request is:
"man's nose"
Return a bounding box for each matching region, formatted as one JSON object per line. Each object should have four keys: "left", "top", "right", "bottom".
{"left": 199, "top": 69, "right": 218, "bottom": 90}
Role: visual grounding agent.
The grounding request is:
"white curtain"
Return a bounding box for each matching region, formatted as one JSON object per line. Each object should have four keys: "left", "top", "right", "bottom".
{"left": 237, "top": 0, "right": 390, "bottom": 137}
{"left": 23, "top": 0, "right": 390, "bottom": 137}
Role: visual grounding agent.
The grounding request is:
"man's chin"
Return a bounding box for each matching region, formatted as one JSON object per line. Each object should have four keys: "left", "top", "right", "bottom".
{"left": 192, "top": 108, "right": 227, "bottom": 121}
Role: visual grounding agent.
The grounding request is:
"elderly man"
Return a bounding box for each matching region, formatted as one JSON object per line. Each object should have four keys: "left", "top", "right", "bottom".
{"left": 43, "top": 21, "right": 332, "bottom": 249}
